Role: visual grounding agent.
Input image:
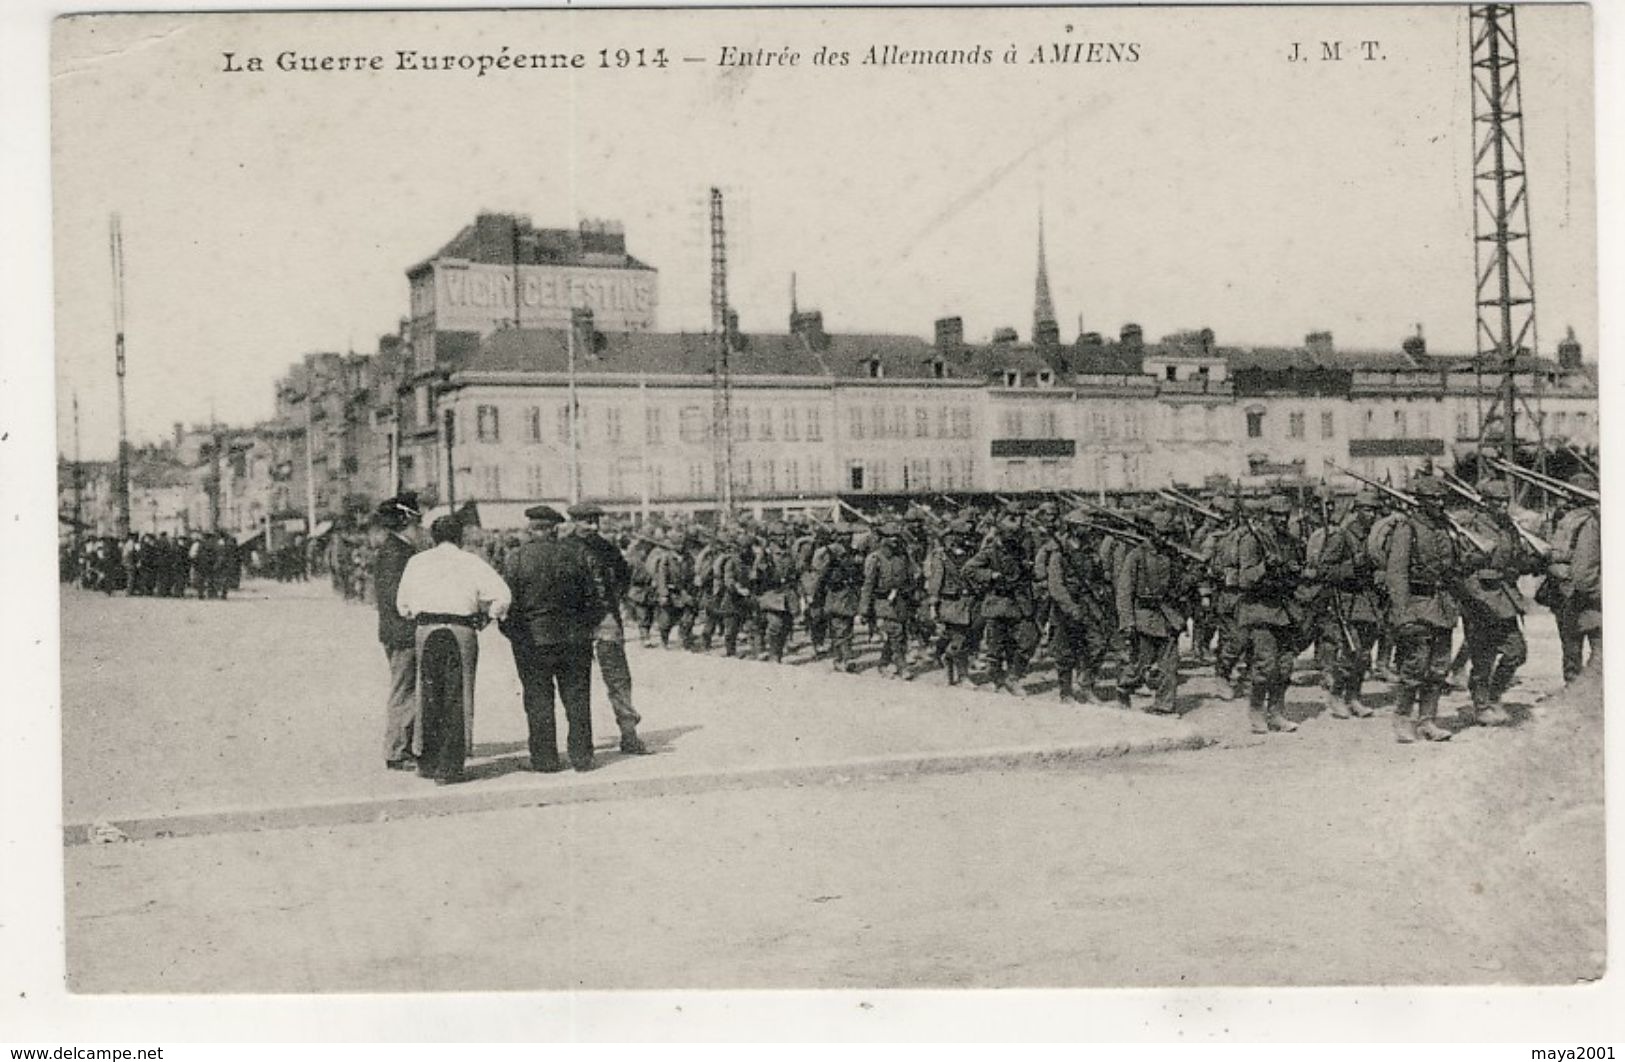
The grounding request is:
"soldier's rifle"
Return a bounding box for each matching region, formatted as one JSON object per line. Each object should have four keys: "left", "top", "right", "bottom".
{"left": 1440, "top": 470, "right": 1552, "bottom": 557}
{"left": 1310, "top": 478, "right": 1361, "bottom": 656}
{"left": 1485, "top": 456, "right": 1599, "bottom": 505}
{"left": 1076, "top": 505, "right": 1207, "bottom": 565}
{"left": 836, "top": 498, "right": 877, "bottom": 526}
{"left": 1327, "top": 461, "right": 1496, "bottom": 556}
{"left": 1157, "top": 488, "right": 1225, "bottom": 523}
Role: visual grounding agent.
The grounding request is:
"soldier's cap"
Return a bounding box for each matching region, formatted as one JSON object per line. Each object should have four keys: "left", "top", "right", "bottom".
{"left": 1411, "top": 477, "right": 1446, "bottom": 498}
{"left": 1243, "top": 497, "right": 1268, "bottom": 514}
{"left": 1148, "top": 509, "right": 1176, "bottom": 531}
{"left": 1571, "top": 472, "right": 1599, "bottom": 492}
{"left": 878, "top": 521, "right": 906, "bottom": 538}
{"left": 374, "top": 493, "right": 422, "bottom": 525}
{"left": 1035, "top": 501, "right": 1059, "bottom": 519}
{"left": 1354, "top": 489, "right": 1384, "bottom": 509}
{"left": 524, "top": 504, "right": 565, "bottom": 524}
{"left": 1062, "top": 507, "right": 1095, "bottom": 527}
{"left": 947, "top": 516, "right": 976, "bottom": 536}
{"left": 567, "top": 501, "right": 605, "bottom": 521}
{"left": 1479, "top": 480, "right": 1512, "bottom": 500}
{"left": 1266, "top": 496, "right": 1294, "bottom": 515}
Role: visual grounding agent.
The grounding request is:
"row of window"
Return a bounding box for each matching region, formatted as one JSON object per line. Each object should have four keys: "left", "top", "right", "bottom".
{"left": 847, "top": 405, "right": 976, "bottom": 441}
{"left": 843, "top": 457, "right": 977, "bottom": 493}
{"left": 467, "top": 457, "right": 832, "bottom": 500}
{"left": 465, "top": 402, "right": 831, "bottom": 447}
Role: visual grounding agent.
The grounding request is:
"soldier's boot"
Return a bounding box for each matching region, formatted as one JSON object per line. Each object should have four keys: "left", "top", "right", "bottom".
{"left": 1247, "top": 687, "right": 1269, "bottom": 734}
{"left": 945, "top": 658, "right": 960, "bottom": 686}
{"left": 1116, "top": 688, "right": 1134, "bottom": 711}
{"left": 1057, "top": 669, "right": 1076, "bottom": 704}
{"left": 1391, "top": 688, "right": 1418, "bottom": 743}
{"left": 1001, "top": 674, "right": 1028, "bottom": 698}
{"left": 1266, "top": 687, "right": 1298, "bottom": 733}
{"left": 1327, "top": 677, "right": 1352, "bottom": 720}
{"left": 1417, "top": 690, "right": 1453, "bottom": 742}
{"left": 1075, "top": 673, "right": 1104, "bottom": 706}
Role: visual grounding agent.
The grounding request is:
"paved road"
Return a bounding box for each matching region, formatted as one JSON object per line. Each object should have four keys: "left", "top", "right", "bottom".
{"left": 60, "top": 579, "right": 1602, "bottom": 992}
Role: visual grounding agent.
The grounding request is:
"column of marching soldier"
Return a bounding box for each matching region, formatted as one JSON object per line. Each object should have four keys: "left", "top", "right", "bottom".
{"left": 63, "top": 530, "right": 247, "bottom": 599}
{"left": 450, "top": 464, "right": 1593, "bottom": 746}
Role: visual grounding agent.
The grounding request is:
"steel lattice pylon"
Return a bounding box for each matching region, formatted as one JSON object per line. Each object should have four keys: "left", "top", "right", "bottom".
{"left": 1469, "top": 3, "right": 1544, "bottom": 468}
{"left": 709, "top": 187, "right": 735, "bottom": 518}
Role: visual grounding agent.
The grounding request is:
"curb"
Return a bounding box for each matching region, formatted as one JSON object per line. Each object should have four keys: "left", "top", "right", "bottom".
{"left": 65, "top": 728, "right": 1212, "bottom": 846}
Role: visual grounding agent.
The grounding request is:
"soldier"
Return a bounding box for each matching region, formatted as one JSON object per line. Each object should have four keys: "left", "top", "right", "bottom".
{"left": 624, "top": 530, "right": 659, "bottom": 647}
{"left": 810, "top": 523, "right": 865, "bottom": 672}
{"left": 752, "top": 525, "right": 800, "bottom": 663}
{"left": 859, "top": 522, "right": 918, "bottom": 679}
{"left": 1314, "top": 490, "right": 1384, "bottom": 718}
{"left": 1029, "top": 501, "right": 1062, "bottom": 661}
{"left": 1548, "top": 472, "right": 1601, "bottom": 682}
{"left": 653, "top": 528, "right": 698, "bottom": 650}
{"left": 966, "top": 504, "right": 1035, "bottom": 697}
{"left": 794, "top": 523, "right": 829, "bottom": 657}
{"left": 1454, "top": 479, "right": 1541, "bottom": 725}
{"left": 923, "top": 516, "right": 978, "bottom": 685}
{"left": 568, "top": 502, "right": 651, "bottom": 756}
{"left": 1050, "top": 511, "right": 1113, "bottom": 705}
{"left": 707, "top": 528, "right": 752, "bottom": 658}
{"left": 1113, "top": 509, "right": 1185, "bottom": 714}
{"left": 1383, "top": 477, "right": 1463, "bottom": 743}
{"left": 1234, "top": 495, "right": 1304, "bottom": 734}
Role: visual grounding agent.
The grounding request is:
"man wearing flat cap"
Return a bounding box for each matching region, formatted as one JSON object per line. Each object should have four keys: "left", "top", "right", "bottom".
{"left": 567, "top": 501, "right": 650, "bottom": 755}
{"left": 370, "top": 492, "right": 424, "bottom": 770}
{"left": 502, "top": 504, "right": 605, "bottom": 771}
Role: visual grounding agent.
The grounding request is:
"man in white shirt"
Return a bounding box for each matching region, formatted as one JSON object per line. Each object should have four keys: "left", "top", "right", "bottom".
{"left": 396, "top": 515, "right": 512, "bottom": 784}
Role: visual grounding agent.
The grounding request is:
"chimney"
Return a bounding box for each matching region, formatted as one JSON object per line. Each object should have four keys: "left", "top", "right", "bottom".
{"left": 1401, "top": 333, "right": 1426, "bottom": 358}
{"left": 1558, "top": 326, "right": 1583, "bottom": 370}
{"left": 1077, "top": 331, "right": 1104, "bottom": 348}
{"left": 992, "top": 326, "right": 1019, "bottom": 345}
{"left": 934, "top": 316, "right": 964, "bottom": 352}
{"left": 1198, "top": 327, "right": 1216, "bottom": 357}
{"left": 173, "top": 421, "right": 184, "bottom": 447}
{"left": 1120, "top": 323, "right": 1144, "bottom": 351}
{"left": 791, "top": 308, "right": 828, "bottom": 351}
{"left": 726, "top": 308, "right": 744, "bottom": 352}
{"left": 1305, "top": 330, "right": 1335, "bottom": 358}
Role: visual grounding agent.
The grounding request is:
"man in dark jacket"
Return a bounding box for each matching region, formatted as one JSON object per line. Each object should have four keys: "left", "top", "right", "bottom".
{"left": 503, "top": 505, "right": 605, "bottom": 771}
{"left": 567, "top": 502, "right": 650, "bottom": 755}
{"left": 371, "top": 492, "right": 423, "bottom": 769}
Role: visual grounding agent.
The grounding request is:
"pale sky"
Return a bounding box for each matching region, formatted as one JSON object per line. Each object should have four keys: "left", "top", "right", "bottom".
{"left": 51, "top": 5, "right": 1596, "bottom": 459}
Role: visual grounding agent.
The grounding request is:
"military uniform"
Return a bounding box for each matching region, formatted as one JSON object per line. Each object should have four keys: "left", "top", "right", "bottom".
{"left": 1549, "top": 484, "right": 1601, "bottom": 682}
{"left": 1314, "top": 492, "right": 1384, "bottom": 717}
{"left": 923, "top": 519, "right": 978, "bottom": 685}
{"left": 859, "top": 525, "right": 918, "bottom": 678}
{"left": 753, "top": 532, "right": 801, "bottom": 663}
{"left": 811, "top": 529, "right": 865, "bottom": 671}
{"left": 1234, "top": 497, "right": 1304, "bottom": 734}
{"left": 1050, "top": 515, "right": 1112, "bottom": 704}
{"left": 1457, "top": 481, "right": 1536, "bottom": 724}
{"left": 1383, "top": 478, "right": 1462, "bottom": 743}
{"left": 965, "top": 511, "right": 1034, "bottom": 696}
{"left": 1113, "top": 512, "right": 1184, "bottom": 714}
{"left": 652, "top": 530, "right": 698, "bottom": 650}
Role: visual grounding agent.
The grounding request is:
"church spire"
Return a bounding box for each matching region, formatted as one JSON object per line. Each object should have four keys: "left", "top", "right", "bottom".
{"left": 1033, "top": 207, "right": 1059, "bottom": 346}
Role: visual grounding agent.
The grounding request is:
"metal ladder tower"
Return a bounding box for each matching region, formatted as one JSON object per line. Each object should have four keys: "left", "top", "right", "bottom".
{"left": 109, "top": 213, "right": 131, "bottom": 538}
{"left": 1469, "top": 4, "right": 1545, "bottom": 474}
{"left": 709, "top": 187, "right": 735, "bottom": 519}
